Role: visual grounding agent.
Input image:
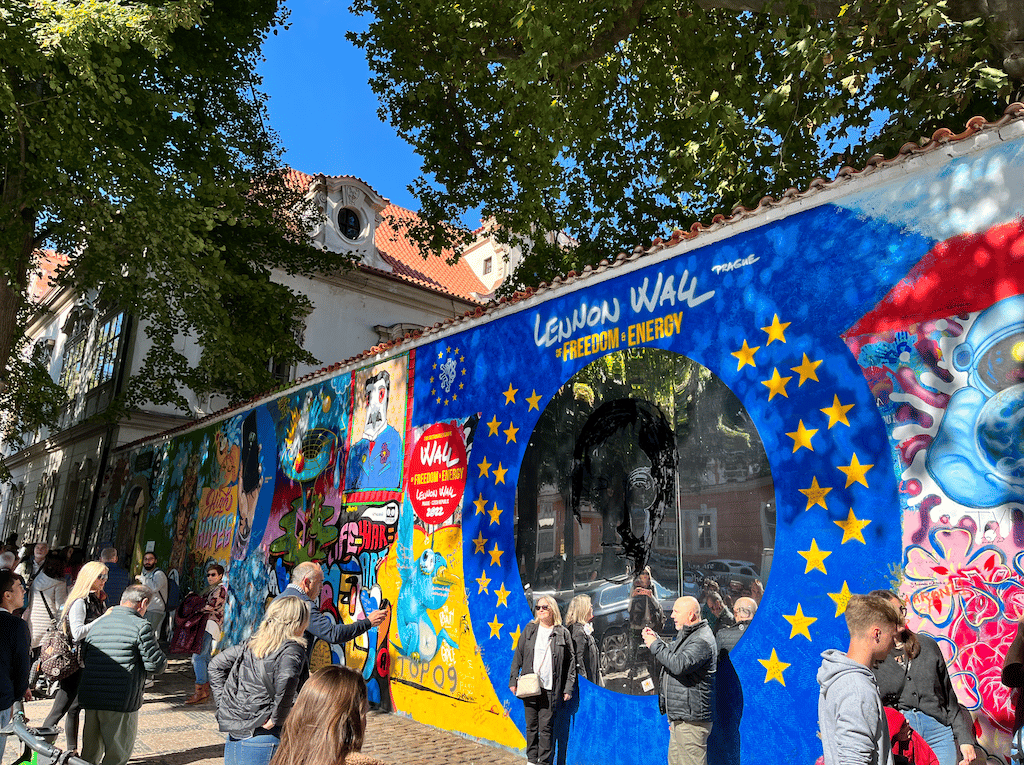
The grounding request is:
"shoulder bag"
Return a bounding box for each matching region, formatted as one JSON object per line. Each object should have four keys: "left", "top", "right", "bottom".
{"left": 515, "top": 631, "right": 549, "bottom": 698}
{"left": 38, "top": 595, "right": 81, "bottom": 681}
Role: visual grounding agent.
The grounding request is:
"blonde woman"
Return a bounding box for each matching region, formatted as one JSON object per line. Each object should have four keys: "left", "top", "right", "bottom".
{"left": 209, "top": 596, "right": 310, "bottom": 765}
{"left": 509, "top": 595, "right": 576, "bottom": 765}
{"left": 41, "top": 560, "right": 108, "bottom": 751}
{"left": 565, "top": 594, "right": 600, "bottom": 686}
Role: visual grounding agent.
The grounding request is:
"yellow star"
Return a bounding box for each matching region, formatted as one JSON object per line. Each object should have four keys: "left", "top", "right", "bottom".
{"left": 495, "top": 583, "right": 511, "bottom": 608}
{"left": 828, "top": 581, "right": 853, "bottom": 616}
{"left": 433, "top": 362, "right": 438, "bottom": 369}
{"left": 820, "top": 395, "right": 854, "bottom": 428}
{"left": 837, "top": 453, "right": 873, "bottom": 488}
{"left": 493, "top": 463, "right": 508, "bottom": 485}
{"left": 473, "top": 493, "right": 488, "bottom": 515}
{"left": 503, "top": 422, "right": 519, "bottom": 443}
{"left": 790, "top": 354, "right": 823, "bottom": 386}
{"left": 761, "top": 368, "right": 792, "bottom": 401}
{"left": 488, "top": 502, "right": 502, "bottom": 526}
{"left": 834, "top": 508, "right": 871, "bottom": 544}
{"left": 477, "top": 457, "right": 492, "bottom": 477}
{"left": 509, "top": 624, "right": 522, "bottom": 651}
{"left": 758, "top": 649, "right": 790, "bottom": 686}
{"left": 436, "top": 397, "right": 442, "bottom": 404}
{"left": 731, "top": 339, "right": 760, "bottom": 370}
{"left": 526, "top": 390, "right": 543, "bottom": 411}
{"left": 761, "top": 314, "right": 791, "bottom": 345}
{"left": 798, "top": 539, "right": 832, "bottom": 574}
{"left": 438, "top": 351, "right": 443, "bottom": 359}
{"left": 799, "top": 477, "right": 832, "bottom": 510}
{"left": 786, "top": 420, "right": 818, "bottom": 452}
{"left": 783, "top": 604, "right": 817, "bottom": 641}
{"left": 475, "top": 571, "right": 491, "bottom": 594}
{"left": 488, "top": 615, "right": 503, "bottom": 639}
{"left": 486, "top": 415, "right": 501, "bottom": 436}
{"left": 502, "top": 383, "right": 518, "bottom": 405}
{"left": 452, "top": 394, "right": 458, "bottom": 401}
{"left": 473, "top": 531, "right": 488, "bottom": 553}
{"left": 488, "top": 543, "right": 504, "bottom": 566}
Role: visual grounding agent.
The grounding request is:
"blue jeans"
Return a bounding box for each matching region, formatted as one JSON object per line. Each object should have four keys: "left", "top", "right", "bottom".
{"left": 224, "top": 732, "right": 280, "bottom": 765}
{"left": 1, "top": 705, "right": 11, "bottom": 762}
{"left": 192, "top": 632, "right": 213, "bottom": 685}
{"left": 901, "top": 709, "right": 957, "bottom": 765}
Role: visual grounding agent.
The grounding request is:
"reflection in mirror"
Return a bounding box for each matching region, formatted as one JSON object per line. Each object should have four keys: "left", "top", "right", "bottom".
{"left": 515, "top": 349, "right": 775, "bottom": 696}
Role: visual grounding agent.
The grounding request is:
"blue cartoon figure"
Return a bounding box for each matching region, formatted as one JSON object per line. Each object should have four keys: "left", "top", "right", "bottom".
{"left": 394, "top": 500, "right": 459, "bottom": 662}
{"left": 926, "top": 294, "right": 1024, "bottom": 507}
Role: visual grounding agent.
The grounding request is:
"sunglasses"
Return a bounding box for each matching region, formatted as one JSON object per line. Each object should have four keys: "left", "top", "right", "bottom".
{"left": 206, "top": 572, "right": 219, "bottom": 578}
{"left": 535, "top": 605, "right": 550, "bottom": 611}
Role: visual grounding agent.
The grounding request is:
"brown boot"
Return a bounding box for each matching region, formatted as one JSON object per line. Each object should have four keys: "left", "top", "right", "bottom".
{"left": 185, "top": 683, "right": 210, "bottom": 705}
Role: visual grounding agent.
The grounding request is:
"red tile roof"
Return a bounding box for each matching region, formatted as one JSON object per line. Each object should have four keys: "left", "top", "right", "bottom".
{"left": 30, "top": 250, "right": 69, "bottom": 303}
{"left": 375, "top": 204, "right": 488, "bottom": 302}
{"left": 284, "top": 169, "right": 488, "bottom": 303}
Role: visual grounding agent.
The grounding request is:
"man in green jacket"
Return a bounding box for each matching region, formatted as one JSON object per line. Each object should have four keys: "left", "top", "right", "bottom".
{"left": 79, "top": 583, "right": 166, "bottom": 765}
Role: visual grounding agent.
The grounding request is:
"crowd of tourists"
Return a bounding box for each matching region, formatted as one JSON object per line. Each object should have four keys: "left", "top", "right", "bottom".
{"left": 0, "top": 542, "right": 384, "bottom": 765}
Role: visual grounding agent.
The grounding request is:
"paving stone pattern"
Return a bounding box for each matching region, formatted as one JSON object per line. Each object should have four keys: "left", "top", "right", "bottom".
{"left": 2, "top": 657, "right": 523, "bottom": 765}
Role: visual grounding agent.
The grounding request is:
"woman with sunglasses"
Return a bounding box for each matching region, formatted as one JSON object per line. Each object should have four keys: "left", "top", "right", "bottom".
{"left": 509, "top": 595, "right": 575, "bottom": 765}
{"left": 186, "top": 563, "right": 227, "bottom": 705}
{"left": 870, "top": 589, "right": 977, "bottom": 765}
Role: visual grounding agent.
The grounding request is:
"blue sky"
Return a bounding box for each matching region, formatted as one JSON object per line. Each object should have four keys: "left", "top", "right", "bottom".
{"left": 258, "top": 0, "right": 423, "bottom": 212}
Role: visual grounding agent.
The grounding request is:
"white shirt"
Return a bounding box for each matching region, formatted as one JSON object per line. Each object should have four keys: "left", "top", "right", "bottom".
{"left": 534, "top": 624, "right": 554, "bottom": 690}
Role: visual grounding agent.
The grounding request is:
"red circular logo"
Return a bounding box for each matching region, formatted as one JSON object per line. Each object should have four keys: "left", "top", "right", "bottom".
{"left": 406, "top": 422, "right": 468, "bottom": 526}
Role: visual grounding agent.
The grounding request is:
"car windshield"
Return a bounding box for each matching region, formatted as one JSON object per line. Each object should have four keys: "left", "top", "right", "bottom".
{"left": 599, "top": 583, "right": 630, "bottom": 607}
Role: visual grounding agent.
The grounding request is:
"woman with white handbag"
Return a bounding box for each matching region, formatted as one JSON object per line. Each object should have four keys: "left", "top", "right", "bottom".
{"left": 509, "top": 595, "right": 576, "bottom": 765}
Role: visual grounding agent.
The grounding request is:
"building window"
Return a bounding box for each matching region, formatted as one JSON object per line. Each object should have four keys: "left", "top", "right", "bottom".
{"left": 1, "top": 484, "right": 25, "bottom": 540}
{"left": 92, "top": 313, "right": 123, "bottom": 387}
{"left": 339, "top": 208, "right": 361, "bottom": 240}
{"left": 268, "top": 357, "right": 294, "bottom": 385}
{"left": 31, "top": 472, "right": 59, "bottom": 543}
{"left": 58, "top": 310, "right": 124, "bottom": 395}
{"left": 483, "top": 257, "right": 493, "bottom": 275}
{"left": 683, "top": 505, "right": 717, "bottom": 556}
{"left": 697, "top": 514, "right": 712, "bottom": 550}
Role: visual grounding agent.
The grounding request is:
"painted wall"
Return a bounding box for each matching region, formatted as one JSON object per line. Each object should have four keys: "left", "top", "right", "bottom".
{"left": 100, "top": 126, "right": 1024, "bottom": 765}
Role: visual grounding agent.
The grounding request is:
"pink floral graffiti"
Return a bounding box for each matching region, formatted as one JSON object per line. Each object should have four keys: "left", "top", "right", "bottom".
{"left": 902, "top": 526, "right": 1022, "bottom": 749}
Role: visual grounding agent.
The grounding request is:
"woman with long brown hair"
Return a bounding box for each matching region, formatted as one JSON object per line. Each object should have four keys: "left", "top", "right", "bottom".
{"left": 269, "top": 665, "right": 368, "bottom": 765}
{"left": 870, "top": 589, "right": 977, "bottom": 765}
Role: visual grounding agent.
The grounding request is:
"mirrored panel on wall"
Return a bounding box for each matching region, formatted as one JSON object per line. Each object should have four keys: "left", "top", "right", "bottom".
{"left": 515, "top": 348, "right": 776, "bottom": 696}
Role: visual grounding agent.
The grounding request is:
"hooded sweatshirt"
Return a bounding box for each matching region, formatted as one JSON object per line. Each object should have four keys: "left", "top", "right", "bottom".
{"left": 818, "top": 649, "right": 894, "bottom": 765}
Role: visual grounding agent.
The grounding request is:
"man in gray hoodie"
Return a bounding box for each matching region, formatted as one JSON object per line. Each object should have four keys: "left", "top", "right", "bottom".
{"left": 817, "top": 594, "right": 902, "bottom": 765}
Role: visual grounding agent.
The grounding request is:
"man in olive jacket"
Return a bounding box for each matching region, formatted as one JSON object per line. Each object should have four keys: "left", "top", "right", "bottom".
{"left": 643, "top": 596, "right": 717, "bottom": 765}
{"left": 79, "top": 584, "right": 166, "bottom": 765}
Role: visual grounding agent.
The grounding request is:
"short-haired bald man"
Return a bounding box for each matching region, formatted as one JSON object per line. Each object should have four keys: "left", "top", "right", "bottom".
{"left": 643, "top": 596, "right": 717, "bottom": 765}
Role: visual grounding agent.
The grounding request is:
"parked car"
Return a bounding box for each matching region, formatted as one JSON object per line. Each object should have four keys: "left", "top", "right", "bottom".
{"left": 702, "top": 559, "right": 761, "bottom": 591}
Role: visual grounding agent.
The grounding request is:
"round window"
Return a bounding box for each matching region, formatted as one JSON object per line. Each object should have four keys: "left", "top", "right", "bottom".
{"left": 339, "top": 208, "right": 361, "bottom": 240}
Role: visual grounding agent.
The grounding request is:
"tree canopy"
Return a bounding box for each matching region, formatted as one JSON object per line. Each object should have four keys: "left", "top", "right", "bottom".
{"left": 350, "top": 0, "right": 1018, "bottom": 290}
{"left": 1, "top": 0, "right": 350, "bottom": 460}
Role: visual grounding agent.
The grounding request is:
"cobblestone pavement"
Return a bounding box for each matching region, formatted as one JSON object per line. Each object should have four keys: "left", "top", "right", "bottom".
{"left": 3, "top": 656, "right": 524, "bottom": 765}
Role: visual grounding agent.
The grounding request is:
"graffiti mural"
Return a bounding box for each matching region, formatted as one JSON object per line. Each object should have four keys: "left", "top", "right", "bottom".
{"left": 99, "top": 122, "right": 1024, "bottom": 765}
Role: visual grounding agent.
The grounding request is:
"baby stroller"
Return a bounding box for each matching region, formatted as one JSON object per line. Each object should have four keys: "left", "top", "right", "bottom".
{"left": 0, "top": 702, "right": 91, "bottom": 765}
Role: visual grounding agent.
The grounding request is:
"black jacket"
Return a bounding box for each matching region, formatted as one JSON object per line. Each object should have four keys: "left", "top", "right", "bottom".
{"left": 874, "top": 632, "right": 976, "bottom": 746}
{"left": 0, "top": 610, "right": 30, "bottom": 710}
{"left": 650, "top": 619, "right": 717, "bottom": 722}
{"left": 569, "top": 622, "right": 599, "bottom": 686}
{"left": 509, "top": 621, "right": 576, "bottom": 698}
{"left": 209, "top": 640, "right": 307, "bottom": 737}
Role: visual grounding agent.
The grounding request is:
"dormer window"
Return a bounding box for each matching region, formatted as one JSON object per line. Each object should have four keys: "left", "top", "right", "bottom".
{"left": 339, "top": 208, "right": 361, "bottom": 240}
{"left": 483, "top": 257, "right": 493, "bottom": 275}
